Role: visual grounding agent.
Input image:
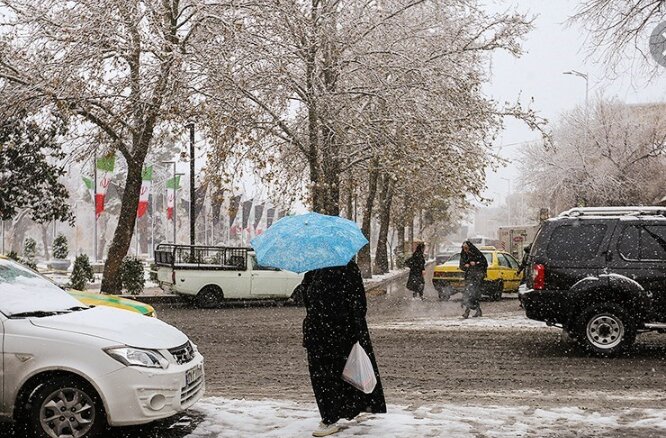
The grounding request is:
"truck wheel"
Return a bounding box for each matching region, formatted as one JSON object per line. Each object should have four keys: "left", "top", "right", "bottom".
{"left": 290, "top": 285, "right": 305, "bottom": 307}
{"left": 575, "top": 304, "right": 636, "bottom": 356}
{"left": 22, "top": 376, "right": 106, "bottom": 438}
{"left": 196, "top": 285, "right": 224, "bottom": 309}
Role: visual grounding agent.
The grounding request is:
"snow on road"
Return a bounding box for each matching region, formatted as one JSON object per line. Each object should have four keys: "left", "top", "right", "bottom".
{"left": 186, "top": 397, "right": 666, "bottom": 437}
{"left": 369, "top": 315, "right": 558, "bottom": 331}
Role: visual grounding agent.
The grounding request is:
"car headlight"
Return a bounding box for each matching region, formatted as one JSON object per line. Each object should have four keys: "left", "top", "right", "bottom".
{"left": 104, "top": 347, "right": 169, "bottom": 369}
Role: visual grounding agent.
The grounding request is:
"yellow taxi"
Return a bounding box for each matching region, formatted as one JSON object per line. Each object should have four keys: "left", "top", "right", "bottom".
{"left": 1, "top": 255, "right": 156, "bottom": 317}
{"left": 67, "top": 288, "right": 157, "bottom": 317}
{"left": 432, "top": 246, "right": 523, "bottom": 301}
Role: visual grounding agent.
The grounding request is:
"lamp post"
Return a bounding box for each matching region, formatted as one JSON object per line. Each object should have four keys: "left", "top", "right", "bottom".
{"left": 501, "top": 177, "right": 512, "bottom": 226}
{"left": 563, "top": 70, "right": 589, "bottom": 143}
{"left": 186, "top": 123, "right": 195, "bottom": 246}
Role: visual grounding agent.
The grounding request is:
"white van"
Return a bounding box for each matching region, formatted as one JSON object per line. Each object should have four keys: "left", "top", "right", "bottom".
{"left": 0, "top": 257, "right": 205, "bottom": 437}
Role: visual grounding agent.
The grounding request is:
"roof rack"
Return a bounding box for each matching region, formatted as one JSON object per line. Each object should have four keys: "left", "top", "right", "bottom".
{"left": 559, "top": 207, "right": 666, "bottom": 218}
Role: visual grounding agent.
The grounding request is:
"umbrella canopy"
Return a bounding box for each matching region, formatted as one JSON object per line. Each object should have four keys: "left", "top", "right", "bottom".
{"left": 251, "top": 212, "right": 368, "bottom": 273}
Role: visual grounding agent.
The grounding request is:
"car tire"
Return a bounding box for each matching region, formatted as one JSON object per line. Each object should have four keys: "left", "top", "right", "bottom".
{"left": 575, "top": 304, "right": 636, "bottom": 356}
{"left": 21, "top": 376, "right": 106, "bottom": 438}
{"left": 290, "top": 285, "right": 305, "bottom": 306}
{"left": 196, "top": 285, "right": 224, "bottom": 309}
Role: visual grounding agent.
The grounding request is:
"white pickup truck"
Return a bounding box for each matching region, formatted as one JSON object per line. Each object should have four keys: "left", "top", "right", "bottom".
{"left": 155, "top": 244, "right": 305, "bottom": 308}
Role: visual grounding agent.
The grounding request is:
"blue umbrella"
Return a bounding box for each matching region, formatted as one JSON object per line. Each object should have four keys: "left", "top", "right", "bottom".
{"left": 250, "top": 212, "right": 368, "bottom": 273}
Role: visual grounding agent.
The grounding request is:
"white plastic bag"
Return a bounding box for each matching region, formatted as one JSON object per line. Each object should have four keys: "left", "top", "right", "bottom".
{"left": 342, "top": 342, "right": 377, "bottom": 394}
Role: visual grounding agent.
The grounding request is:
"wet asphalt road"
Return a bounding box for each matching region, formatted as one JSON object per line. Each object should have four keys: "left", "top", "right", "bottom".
{"left": 6, "top": 268, "right": 666, "bottom": 437}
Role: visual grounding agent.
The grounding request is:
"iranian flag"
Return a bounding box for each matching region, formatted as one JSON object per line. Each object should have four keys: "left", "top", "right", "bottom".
{"left": 166, "top": 175, "right": 181, "bottom": 220}
{"left": 82, "top": 176, "right": 94, "bottom": 198}
{"left": 95, "top": 154, "right": 116, "bottom": 217}
{"left": 137, "top": 166, "right": 153, "bottom": 218}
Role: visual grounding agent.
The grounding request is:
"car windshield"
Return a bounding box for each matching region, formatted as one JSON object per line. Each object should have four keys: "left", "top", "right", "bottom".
{"left": 443, "top": 252, "right": 492, "bottom": 266}
{"left": 0, "top": 258, "right": 85, "bottom": 317}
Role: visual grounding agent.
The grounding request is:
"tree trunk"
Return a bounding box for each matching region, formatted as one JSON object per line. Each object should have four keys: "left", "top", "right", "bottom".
{"left": 345, "top": 177, "right": 354, "bottom": 220}
{"left": 40, "top": 223, "right": 50, "bottom": 259}
{"left": 357, "top": 163, "right": 379, "bottom": 278}
{"left": 374, "top": 175, "right": 394, "bottom": 274}
{"left": 9, "top": 214, "right": 29, "bottom": 254}
{"left": 101, "top": 163, "right": 143, "bottom": 293}
{"left": 396, "top": 223, "right": 405, "bottom": 267}
{"left": 408, "top": 214, "right": 414, "bottom": 253}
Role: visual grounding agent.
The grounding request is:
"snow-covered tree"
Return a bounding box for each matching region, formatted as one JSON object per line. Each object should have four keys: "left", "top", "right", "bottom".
{"left": 0, "top": 112, "right": 73, "bottom": 225}
{"left": 570, "top": 0, "right": 666, "bottom": 76}
{"left": 198, "top": 0, "right": 545, "bottom": 276}
{"left": 521, "top": 98, "right": 666, "bottom": 213}
{"left": 0, "top": 0, "right": 238, "bottom": 292}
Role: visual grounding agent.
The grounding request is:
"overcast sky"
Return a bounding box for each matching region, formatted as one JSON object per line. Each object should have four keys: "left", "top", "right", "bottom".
{"left": 483, "top": 0, "right": 666, "bottom": 205}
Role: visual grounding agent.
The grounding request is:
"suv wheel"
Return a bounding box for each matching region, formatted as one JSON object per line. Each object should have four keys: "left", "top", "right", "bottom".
{"left": 576, "top": 304, "right": 636, "bottom": 356}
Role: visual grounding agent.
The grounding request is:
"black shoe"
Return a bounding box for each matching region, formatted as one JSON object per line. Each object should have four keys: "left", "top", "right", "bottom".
{"left": 462, "top": 308, "right": 470, "bottom": 319}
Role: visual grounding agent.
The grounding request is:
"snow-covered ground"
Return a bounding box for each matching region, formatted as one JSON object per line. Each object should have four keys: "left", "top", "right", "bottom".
{"left": 187, "top": 397, "right": 666, "bottom": 437}
{"left": 370, "top": 315, "right": 558, "bottom": 331}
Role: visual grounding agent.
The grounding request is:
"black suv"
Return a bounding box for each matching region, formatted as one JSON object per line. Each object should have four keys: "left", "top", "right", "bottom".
{"left": 520, "top": 207, "right": 666, "bottom": 356}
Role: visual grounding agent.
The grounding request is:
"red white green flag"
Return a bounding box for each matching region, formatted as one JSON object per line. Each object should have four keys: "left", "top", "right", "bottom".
{"left": 137, "top": 166, "right": 153, "bottom": 218}
{"left": 166, "top": 175, "right": 181, "bottom": 220}
{"left": 95, "top": 154, "right": 116, "bottom": 217}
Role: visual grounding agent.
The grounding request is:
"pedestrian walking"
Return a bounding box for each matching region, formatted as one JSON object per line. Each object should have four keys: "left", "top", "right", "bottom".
{"left": 405, "top": 242, "right": 426, "bottom": 300}
{"left": 459, "top": 240, "right": 488, "bottom": 318}
{"left": 301, "top": 261, "right": 386, "bottom": 437}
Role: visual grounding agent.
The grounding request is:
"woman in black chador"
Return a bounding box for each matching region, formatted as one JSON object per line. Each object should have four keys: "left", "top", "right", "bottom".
{"left": 459, "top": 240, "right": 488, "bottom": 318}
{"left": 405, "top": 242, "right": 426, "bottom": 299}
{"left": 301, "top": 260, "right": 386, "bottom": 437}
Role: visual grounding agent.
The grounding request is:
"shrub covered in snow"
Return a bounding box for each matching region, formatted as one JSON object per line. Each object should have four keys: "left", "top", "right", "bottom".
{"left": 70, "top": 254, "right": 95, "bottom": 291}
{"left": 23, "top": 237, "right": 36, "bottom": 260}
{"left": 52, "top": 233, "right": 68, "bottom": 260}
{"left": 120, "top": 257, "right": 145, "bottom": 295}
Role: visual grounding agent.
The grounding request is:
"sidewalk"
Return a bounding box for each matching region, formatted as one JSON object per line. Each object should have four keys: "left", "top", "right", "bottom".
{"left": 105, "top": 266, "right": 415, "bottom": 305}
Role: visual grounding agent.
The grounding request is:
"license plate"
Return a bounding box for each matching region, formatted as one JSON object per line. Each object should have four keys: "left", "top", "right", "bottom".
{"left": 185, "top": 364, "right": 203, "bottom": 385}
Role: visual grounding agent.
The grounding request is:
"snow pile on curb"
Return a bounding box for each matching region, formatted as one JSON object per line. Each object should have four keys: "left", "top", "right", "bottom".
{"left": 369, "top": 315, "right": 558, "bottom": 331}
{"left": 186, "top": 397, "right": 666, "bottom": 437}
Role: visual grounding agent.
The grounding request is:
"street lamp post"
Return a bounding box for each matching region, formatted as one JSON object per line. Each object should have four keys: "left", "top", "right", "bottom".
{"left": 563, "top": 70, "right": 589, "bottom": 143}
{"left": 186, "top": 123, "right": 195, "bottom": 246}
{"left": 501, "top": 177, "right": 512, "bottom": 225}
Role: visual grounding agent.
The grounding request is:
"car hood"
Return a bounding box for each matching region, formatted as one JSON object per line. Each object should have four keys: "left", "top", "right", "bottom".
{"left": 30, "top": 306, "right": 188, "bottom": 349}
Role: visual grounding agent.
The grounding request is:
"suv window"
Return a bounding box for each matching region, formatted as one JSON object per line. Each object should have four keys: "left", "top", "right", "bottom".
{"left": 546, "top": 224, "right": 608, "bottom": 261}
{"left": 642, "top": 226, "right": 666, "bottom": 260}
{"left": 619, "top": 225, "right": 666, "bottom": 261}
{"left": 618, "top": 225, "right": 640, "bottom": 260}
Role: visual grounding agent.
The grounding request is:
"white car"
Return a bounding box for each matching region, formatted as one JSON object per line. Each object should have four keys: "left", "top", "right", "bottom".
{"left": 0, "top": 257, "right": 205, "bottom": 437}
{"left": 155, "top": 244, "right": 304, "bottom": 308}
